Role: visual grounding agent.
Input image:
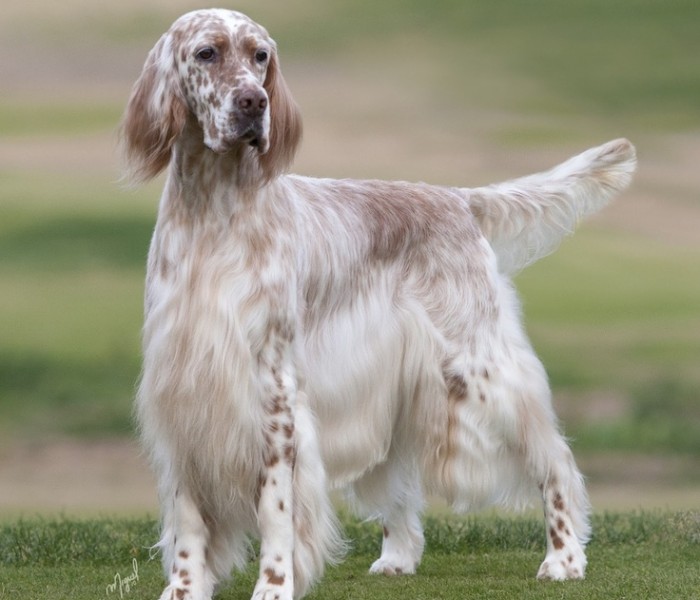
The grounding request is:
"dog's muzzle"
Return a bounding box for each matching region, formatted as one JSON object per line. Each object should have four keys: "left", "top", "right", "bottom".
{"left": 233, "top": 88, "right": 269, "bottom": 153}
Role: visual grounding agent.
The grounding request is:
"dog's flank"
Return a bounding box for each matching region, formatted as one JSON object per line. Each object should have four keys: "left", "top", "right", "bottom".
{"left": 121, "top": 8, "right": 636, "bottom": 600}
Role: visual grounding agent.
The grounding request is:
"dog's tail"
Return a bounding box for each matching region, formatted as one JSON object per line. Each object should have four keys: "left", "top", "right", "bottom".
{"left": 464, "top": 138, "right": 637, "bottom": 274}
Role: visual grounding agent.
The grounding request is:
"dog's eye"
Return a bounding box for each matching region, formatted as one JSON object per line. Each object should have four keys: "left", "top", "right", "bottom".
{"left": 254, "top": 49, "right": 269, "bottom": 64}
{"left": 196, "top": 47, "right": 217, "bottom": 62}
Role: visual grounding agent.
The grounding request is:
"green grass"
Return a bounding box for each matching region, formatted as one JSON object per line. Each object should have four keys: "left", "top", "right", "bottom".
{"left": 0, "top": 512, "right": 698, "bottom": 599}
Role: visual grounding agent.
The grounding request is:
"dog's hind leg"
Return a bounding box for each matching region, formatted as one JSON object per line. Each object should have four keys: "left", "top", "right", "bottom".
{"left": 435, "top": 292, "right": 590, "bottom": 580}
{"left": 504, "top": 344, "right": 591, "bottom": 580}
{"left": 352, "top": 451, "right": 425, "bottom": 576}
{"left": 535, "top": 445, "right": 590, "bottom": 580}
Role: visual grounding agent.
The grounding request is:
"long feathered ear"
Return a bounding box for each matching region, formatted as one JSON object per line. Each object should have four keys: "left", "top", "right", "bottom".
{"left": 119, "top": 34, "right": 188, "bottom": 184}
{"left": 259, "top": 50, "right": 303, "bottom": 181}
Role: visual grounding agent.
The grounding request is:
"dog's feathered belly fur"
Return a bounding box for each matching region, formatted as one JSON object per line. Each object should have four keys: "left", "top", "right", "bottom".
{"left": 290, "top": 177, "right": 526, "bottom": 501}
{"left": 122, "top": 9, "right": 636, "bottom": 600}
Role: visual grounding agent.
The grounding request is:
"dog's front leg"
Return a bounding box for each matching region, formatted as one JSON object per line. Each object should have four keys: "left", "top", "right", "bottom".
{"left": 252, "top": 359, "right": 297, "bottom": 600}
{"left": 157, "top": 485, "right": 216, "bottom": 600}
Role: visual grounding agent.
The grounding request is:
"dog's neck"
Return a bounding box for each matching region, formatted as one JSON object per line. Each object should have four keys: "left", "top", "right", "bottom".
{"left": 166, "top": 118, "right": 272, "bottom": 220}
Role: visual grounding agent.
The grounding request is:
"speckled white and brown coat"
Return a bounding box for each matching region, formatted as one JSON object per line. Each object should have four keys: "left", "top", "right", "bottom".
{"left": 120, "top": 9, "right": 636, "bottom": 600}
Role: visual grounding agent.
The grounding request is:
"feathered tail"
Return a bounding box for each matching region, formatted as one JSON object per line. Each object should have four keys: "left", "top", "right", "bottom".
{"left": 465, "top": 138, "right": 637, "bottom": 274}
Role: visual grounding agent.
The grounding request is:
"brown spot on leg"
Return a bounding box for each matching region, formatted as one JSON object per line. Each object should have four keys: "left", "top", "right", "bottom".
{"left": 179, "top": 569, "right": 189, "bottom": 578}
{"left": 269, "top": 397, "right": 283, "bottom": 415}
{"left": 553, "top": 492, "right": 565, "bottom": 511}
{"left": 557, "top": 518, "right": 566, "bottom": 532}
{"left": 179, "top": 550, "right": 189, "bottom": 559}
{"left": 264, "top": 567, "right": 286, "bottom": 586}
{"left": 549, "top": 528, "right": 565, "bottom": 550}
{"left": 283, "top": 444, "right": 295, "bottom": 464}
{"left": 383, "top": 526, "right": 389, "bottom": 538}
{"left": 278, "top": 500, "right": 285, "bottom": 511}
{"left": 175, "top": 589, "right": 185, "bottom": 600}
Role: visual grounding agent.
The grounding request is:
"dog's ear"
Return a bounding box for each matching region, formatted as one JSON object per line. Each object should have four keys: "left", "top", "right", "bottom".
{"left": 259, "top": 50, "right": 303, "bottom": 181}
{"left": 120, "top": 34, "right": 188, "bottom": 184}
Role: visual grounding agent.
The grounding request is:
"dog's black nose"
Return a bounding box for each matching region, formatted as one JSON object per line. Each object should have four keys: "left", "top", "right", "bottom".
{"left": 237, "top": 88, "right": 268, "bottom": 117}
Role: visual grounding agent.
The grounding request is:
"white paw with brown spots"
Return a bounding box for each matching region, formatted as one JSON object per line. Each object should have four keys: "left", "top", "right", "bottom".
{"left": 158, "top": 585, "right": 196, "bottom": 600}
{"left": 252, "top": 568, "right": 293, "bottom": 600}
{"left": 251, "top": 584, "right": 293, "bottom": 600}
{"left": 537, "top": 546, "right": 587, "bottom": 581}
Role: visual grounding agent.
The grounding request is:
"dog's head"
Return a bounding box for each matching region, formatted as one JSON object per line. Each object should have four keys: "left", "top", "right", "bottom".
{"left": 121, "top": 9, "right": 302, "bottom": 184}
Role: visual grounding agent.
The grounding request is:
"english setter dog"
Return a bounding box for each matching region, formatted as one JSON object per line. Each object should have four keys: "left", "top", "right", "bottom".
{"left": 121, "top": 9, "right": 636, "bottom": 600}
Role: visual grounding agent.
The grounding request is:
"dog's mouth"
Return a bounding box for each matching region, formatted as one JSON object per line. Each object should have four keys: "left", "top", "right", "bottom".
{"left": 237, "top": 123, "right": 270, "bottom": 154}
{"left": 240, "top": 128, "right": 262, "bottom": 149}
{"left": 206, "top": 122, "right": 269, "bottom": 155}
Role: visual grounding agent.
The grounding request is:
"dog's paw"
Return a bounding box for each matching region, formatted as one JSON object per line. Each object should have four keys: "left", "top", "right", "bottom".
{"left": 158, "top": 585, "right": 198, "bottom": 600}
{"left": 537, "top": 548, "right": 586, "bottom": 581}
{"left": 369, "top": 556, "right": 416, "bottom": 576}
{"left": 251, "top": 587, "right": 293, "bottom": 600}
{"left": 251, "top": 580, "right": 293, "bottom": 600}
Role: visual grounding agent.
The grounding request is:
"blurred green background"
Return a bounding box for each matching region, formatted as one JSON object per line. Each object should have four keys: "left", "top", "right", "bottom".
{"left": 0, "top": 0, "right": 698, "bottom": 514}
